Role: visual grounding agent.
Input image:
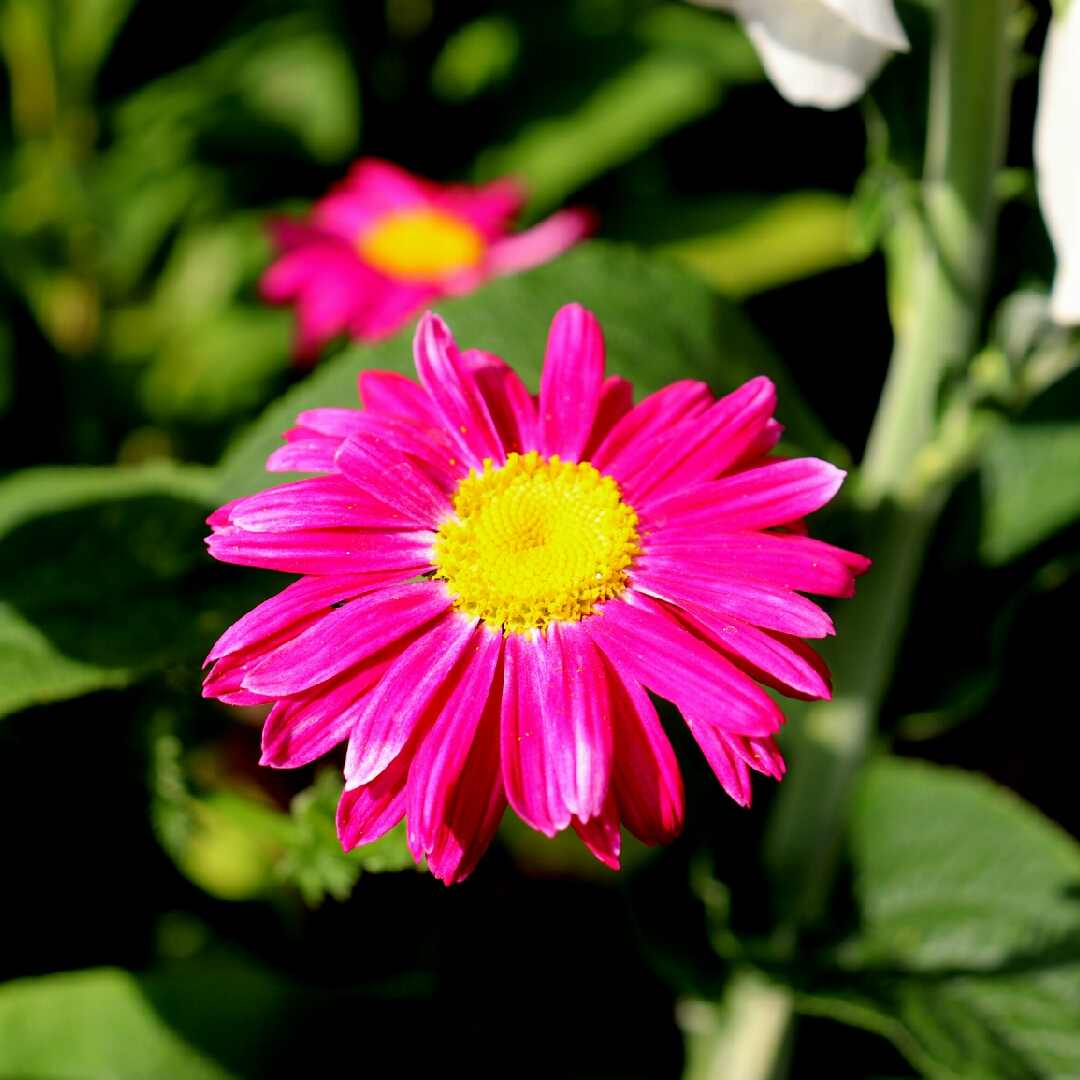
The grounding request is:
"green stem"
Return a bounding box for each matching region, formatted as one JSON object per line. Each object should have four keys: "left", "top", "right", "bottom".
{"left": 861, "top": 0, "right": 1013, "bottom": 502}
{"left": 763, "top": 0, "right": 1014, "bottom": 944}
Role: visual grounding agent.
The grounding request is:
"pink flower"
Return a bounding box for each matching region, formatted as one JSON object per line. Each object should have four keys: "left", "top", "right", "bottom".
{"left": 204, "top": 304, "right": 869, "bottom": 884}
{"left": 261, "top": 158, "right": 596, "bottom": 363}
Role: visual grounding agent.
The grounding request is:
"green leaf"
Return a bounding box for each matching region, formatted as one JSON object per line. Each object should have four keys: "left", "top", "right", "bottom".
{"left": 431, "top": 15, "right": 521, "bottom": 103}
{"left": 475, "top": 9, "right": 760, "bottom": 216}
{"left": 236, "top": 31, "right": 360, "bottom": 163}
{"left": 657, "top": 192, "right": 860, "bottom": 298}
{"left": 215, "top": 242, "right": 834, "bottom": 502}
{"left": 848, "top": 758, "right": 1080, "bottom": 972}
{"left": 0, "top": 601, "right": 129, "bottom": 718}
{"left": 0, "top": 475, "right": 275, "bottom": 676}
{"left": 0, "top": 463, "right": 216, "bottom": 542}
{"left": 980, "top": 423, "right": 1080, "bottom": 564}
{"left": 0, "top": 967, "right": 237, "bottom": 1080}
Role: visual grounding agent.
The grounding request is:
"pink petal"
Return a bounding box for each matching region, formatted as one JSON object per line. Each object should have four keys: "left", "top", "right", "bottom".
{"left": 685, "top": 718, "right": 754, "bottom": 807}
{"left": 614, "top": 377, "right": 778, "bottom": 507}
{"left": 571, "top": 791, "right": 621, "bottom": 870}
{"left": 315, "top": 158, "right": 431, "bottom": 243}
{"left": 423, "top": 693, "right": 506, "bottom": 885}
{"left": 294, "top": 408, "right": 367, "bottom": 439}
{"left": 259, "top": 641, "right": 408, "bottom": 768}
{"left": 335, "top": 436, "right": 452, "bottom": 527}
{"left": 607, "top": 665, "right": 684, "bottom": 845}
{"left": 670, "top": 604, "right": 831, "bottom": 701}
{"left": 641, "top": 532, "right": 863, "bottom": 599}
{"left": 591, "top": 381, "right": 714, "bottom": 474}
{"left": 538, "top": 304, "right": 606, "bottom": 463}
{"left": 413, "top": 312, "right": 505, "bottom": 469}
{"left": 463, "top": 349, "right": 538, "bottom": 455}
{"left": 358, "top": 371, "right": 442, "bottom": 426}
{"left": 405, "top": 624, "right": 503, "bottom": 864}
{"left": 339, "top": 415, "right": 463, "bottom": 490}
{"left": 344, "top": 611, "right": 478, "bottom": 788}
{"left": 224, "top": 476, "right": 432, "bottom": 532}
{"left": 486, "top": 207, "right": 596, "bottom": 274}
{"left": 441, "top": 176, "right": 524, "bottom": 241}
{"left": 585, "top": 592, "right": 785, "bottom": 738}
{"left": 208, "top": 571, "right": 407, "bottom": 663}
{"left": 644, "top": 458, "right": 847, "bottom": 533}
{"left": 500, "top": 631, "right": 570, "bottom": 836}
{"left": 629, "top": 560, "right": 835, "bottom": 638}
{"left": 267, "top": 437, "right": 341, "bottom": 474}
{"left": 683, "top": 724, "right": 785, "bottom": 808}
{"left": 582, "top": 376, "right": 634, "bottom": 461}
{"left": 243, "top": 581, "right": 451, "bottom": 697}
{"left": 337, "top": 748, "right": 412, "bottom": 851}
{"left": 206, "top": 524, "right": 436, "bottom": 576}
{"left": 349, "top": 279, "right": 438, "bottom": 343}
{"left": 542, "top": 620, "right": 614, "bottom": 823}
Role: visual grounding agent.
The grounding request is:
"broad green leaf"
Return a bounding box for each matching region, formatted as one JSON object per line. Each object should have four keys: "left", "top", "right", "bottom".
{"left": 0, "top": 486, "right": 274, "bottom": 674}
{"left": 0, "top": 463, "right": 216, "bottom": 542}
{"left": 0, "top": 601, "right": 128, "bottom": 718}
{"left": 475, "top": 9, "right": 760, "bottom": 216}
{"left": 0, "top": 967, "right": 236, "bottom": 1080}
{"left": 658, "top": 192, "right": 860, "bottom": 298}
{"left": 215, "top": 242, "right": 834, "bottom": 502}
{"left": 848, "top": 758, "right": 1080, "bottom": 972}
{"left": 980, "top": 423, "right": 1080, "bottom": 564}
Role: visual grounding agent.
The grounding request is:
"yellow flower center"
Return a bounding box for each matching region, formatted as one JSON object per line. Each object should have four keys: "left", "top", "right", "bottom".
{"left": 433, "top": 452, "right": 640, "bottom": 635}
{"left": 359, "top": 208, "right": 486, "bottom": 281}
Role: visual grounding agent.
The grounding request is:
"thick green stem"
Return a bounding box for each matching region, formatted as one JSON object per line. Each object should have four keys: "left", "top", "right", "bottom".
{"left": 861, "top": 0, "right": 1013, "bottom": 501}
{"left": 763, "top": 0, "right": 1013, "bottom": 944}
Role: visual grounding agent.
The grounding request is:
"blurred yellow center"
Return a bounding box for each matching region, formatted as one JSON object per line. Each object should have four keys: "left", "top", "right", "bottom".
{"left": 359, "top": 208, "right": 485, "bottom": 281}
{"left": 433, "top": 452, "right": 640, "bottom": 635}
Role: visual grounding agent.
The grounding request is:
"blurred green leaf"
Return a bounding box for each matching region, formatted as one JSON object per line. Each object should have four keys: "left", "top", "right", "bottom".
{"left": 0, "top": 967, "right": 237, "bottom": 1080}
{"left": 476, "top": 8, "right": 760, "bottom": 216}
{"left": 0, "top": 475, "right": 277, "bottom": 676}
{"left": 848, "top": 758, "right": 1080, "bottom": 972}
{"left": 0, "top": 462, "right": 215, "bottom": 541}
{"left": 980, "top": 423, "right": 1080, "bottom": 564}
{"left": 215, "top": 242, "right": 834, "bottom": 502}
{"left": 0, "top": 601, "right": 129, "bottom": 718}
{"left": 658, "top": 192, "right": 860, "bottom": 299}
{"left": 431, "top": 15, "right": 521, "bottom": 103}
{"left": 237, "top": 32, "right": 360, "bottom": 163}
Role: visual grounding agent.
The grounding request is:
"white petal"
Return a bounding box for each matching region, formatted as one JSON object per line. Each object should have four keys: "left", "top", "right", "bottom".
{"left": 1035, "top": 2, "right": 1080, "bottom": 325}
{"left": 822, "top": 0, "right": 909, "bottom": 51}
{"left": 692, "top": 0, "right": 901, "bottom": 109}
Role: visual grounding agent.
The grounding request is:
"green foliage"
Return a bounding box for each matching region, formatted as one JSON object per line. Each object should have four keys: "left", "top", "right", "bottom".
{"left": 980, "top": 423, "right": 1080, "bottom": 564}
{"left": 848, "top": 758, "right": 1080, "bottom": 972}
{"left": 153, "top": 746, "right": 417, "bottom": 906}
{"left": 215, "top": 242, "right": 833, "bottom": 502}
{"left": 811, "top": 758, "right": 1080, "bottom": 1079}
{"left": 0, "top": 601, "right": 128, "bottom": 719}
{"left": 658, "top": 191, "right": 860, "bottom": 299}
{"left": 476, "top": 7, "right": 761, "bottom": 216}
{"left": 0, "top": 967, "right": 236, "bottom": 1080}
{"left": 431, "top": 15, "right": 521, "bottom": 103}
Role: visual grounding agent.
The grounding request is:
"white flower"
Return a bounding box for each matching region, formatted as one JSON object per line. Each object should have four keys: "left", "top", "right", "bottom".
{"left": 689, "top": 0, "right": 909, "bottom": 110}
{"left": 1034, "top": 1, "right": 1080, "bottom": 325}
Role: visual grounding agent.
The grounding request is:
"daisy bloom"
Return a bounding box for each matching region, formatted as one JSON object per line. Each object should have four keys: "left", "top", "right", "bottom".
{"left": 260, "top": 158, "right": 595, "bottom": 362}
{"left": 687, "top": 0, "right": 909, "bottom": 110}
{"left": 203, "top": 304, "right": 869, "bottom": 884}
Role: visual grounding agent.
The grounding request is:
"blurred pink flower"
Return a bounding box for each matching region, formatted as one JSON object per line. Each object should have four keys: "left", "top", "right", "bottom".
{"left": 261, "top": 158, "right": 595, "bottom": 363}
{"left": 203, "top": 304, "right": 868, "bottom": 883}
